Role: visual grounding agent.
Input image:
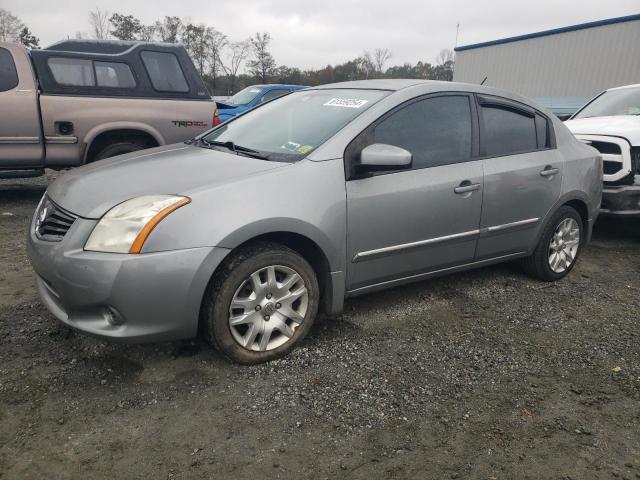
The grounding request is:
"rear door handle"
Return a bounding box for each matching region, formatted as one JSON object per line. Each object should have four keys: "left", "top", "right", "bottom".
{"left": 454, "top": 181, "right": 481, "bottom": 194}
{"left": 540, "top": 166, "right": 560, "bottom": 177}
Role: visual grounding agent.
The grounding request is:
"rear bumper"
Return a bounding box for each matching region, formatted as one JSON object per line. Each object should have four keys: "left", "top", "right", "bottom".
{"left": 600, "top": 183, "right": 640, "bottom": 217}
{"left": 27, "top": 217, "right": 230, "bottom": 343}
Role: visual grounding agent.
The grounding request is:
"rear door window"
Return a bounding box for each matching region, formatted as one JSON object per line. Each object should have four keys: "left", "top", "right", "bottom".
{"left": 48, "top": 57, "right": 95, "bottom": 87}
{"left": 95, "top": 61, "right": 136, "bottom": 88}
{"left": 480, "top": 105, "right": 537, "bottom": 156}
{"left": 140, "top": 51, "right": 188, "bottom": 93}
{"left": 0, "top": 48, "right": 19, "bottom": 92}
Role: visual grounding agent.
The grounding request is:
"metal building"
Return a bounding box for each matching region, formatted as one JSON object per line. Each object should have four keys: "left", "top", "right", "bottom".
{"left": 453, "top": 14, "right": 640, "bottom": 116}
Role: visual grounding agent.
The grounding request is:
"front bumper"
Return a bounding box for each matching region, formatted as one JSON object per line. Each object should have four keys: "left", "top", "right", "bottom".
{"left": 601, "top": 183, "right": 640, "bottom": 216}
{"left": 27, "top": 216, "right": 230, "bottom": 342}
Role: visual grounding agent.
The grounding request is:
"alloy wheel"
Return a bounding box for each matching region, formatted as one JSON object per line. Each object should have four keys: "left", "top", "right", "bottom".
{"left": 228, "top": 265, "right": 308, "bottom": 351}
{"left": 548, "top": 218, "right": 580, "bottom": 273}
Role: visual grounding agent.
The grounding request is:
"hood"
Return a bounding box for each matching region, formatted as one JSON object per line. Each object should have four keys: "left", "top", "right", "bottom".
{"left": 564, "top": 115, "right": 640, "bottom": 146}
{"left": 47, "top": 144, "right": 286, "bottom": 218}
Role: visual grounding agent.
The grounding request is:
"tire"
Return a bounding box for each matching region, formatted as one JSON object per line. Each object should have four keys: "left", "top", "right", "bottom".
{"left": 93, "top": 140, "right": 146, "bottom": 161}
{"left": 201, "top": 242, "right": 320, "bottom": 364}
{"left": 522, "top": 206, "right": 583, "bottom": 281}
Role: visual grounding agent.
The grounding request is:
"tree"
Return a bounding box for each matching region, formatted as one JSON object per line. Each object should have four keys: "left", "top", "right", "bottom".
{"left": 0, "top": 9, "right": 24, "bottom": 42}
{"left": 155, "top": 16, "right": 182, "bottom": 43}
{"left": 433, "top": 49, "right": 455, "bottom": 81}
{"left": 109, "top": 13, "right": 142, "bottom": 41}
{"left": 139, "top": 24, "right": 156, "bottom": 42}
{"left": 205, "top": 27, "right": 227, "bottom": 90}
{"left": 222, "top": 40, "right": 251, "bottom": 93}
{"left": 18, "top": 26, "right": 39, "bottom": 48}
{"left": 373, "top": 48, "right": 392, "bottom": 74}
{"left": 89, "top": 8, "right": 110, "bottom": 40}
{"left": 247, "top": 32, "right": 275, "bottom": 82}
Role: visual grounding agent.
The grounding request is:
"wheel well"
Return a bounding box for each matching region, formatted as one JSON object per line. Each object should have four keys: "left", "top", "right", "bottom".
{"left": 564, "top": 199, "right": 589, "bottom": 237}
{"left": 85, "top": 129, "right": 159, "bottom": 163}
{"left": 232, "top": 232, "right": 333, "bottom": 314}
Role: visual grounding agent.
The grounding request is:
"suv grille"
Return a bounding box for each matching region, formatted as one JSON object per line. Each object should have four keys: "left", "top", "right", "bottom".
{"left": 576, "top": 135, "right": 633, "bottom": 184}
{"left": 35, "top": 196, "right": 77, "bottom": 241}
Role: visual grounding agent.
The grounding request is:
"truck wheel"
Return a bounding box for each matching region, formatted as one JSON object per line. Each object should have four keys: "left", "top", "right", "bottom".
{"left": 522, "top": 206, "right": 583, "bottom": 281}
{"left": 93, "top": 140, "right": 146, "bottom": 161}
{"left": 201, "top": 242, "right": 319, "bottom": 364}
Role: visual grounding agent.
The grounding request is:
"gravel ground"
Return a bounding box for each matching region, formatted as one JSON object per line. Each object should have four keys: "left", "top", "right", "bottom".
{"left": 0, "top": 171, "right": 639, "bottom": 480}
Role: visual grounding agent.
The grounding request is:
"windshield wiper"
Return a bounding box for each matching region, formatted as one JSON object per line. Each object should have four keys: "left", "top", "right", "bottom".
{"left": 193, "top": 137, "right": 269, "bottom": 160}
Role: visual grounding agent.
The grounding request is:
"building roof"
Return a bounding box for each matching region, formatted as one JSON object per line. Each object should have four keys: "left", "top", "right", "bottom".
{"left": 454, "top": 13, "right": 640, "bottom": 52}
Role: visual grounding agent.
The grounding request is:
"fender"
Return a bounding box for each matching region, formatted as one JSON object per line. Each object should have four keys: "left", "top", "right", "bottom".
{"left": 529, "top": 190, "right": 594, "bottom": 255}
{"left": 82, "top": 122, "right": 166, "bottom": 163}
{"left": 217, "top": 217, "right": 344, "bottom": 274}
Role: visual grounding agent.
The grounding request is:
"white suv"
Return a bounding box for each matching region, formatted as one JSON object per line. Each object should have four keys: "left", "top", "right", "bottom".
{"left": 565, "top": 84, "right": 640, "bottom": 217}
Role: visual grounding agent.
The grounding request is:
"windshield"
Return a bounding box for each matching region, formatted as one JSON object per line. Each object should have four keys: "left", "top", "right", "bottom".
{"left": 203, "top": 89, "right": 389, "bottom": 161}
{"left": 228, "top": 86, "right": 264, "bottom": 105}
{"left": 573, "top": 87, "right": 640, "bottom": 119}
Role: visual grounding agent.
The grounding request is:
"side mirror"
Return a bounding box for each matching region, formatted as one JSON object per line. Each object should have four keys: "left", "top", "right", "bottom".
{"left": 360, "top": 143, "right": 412, "bottom": 170}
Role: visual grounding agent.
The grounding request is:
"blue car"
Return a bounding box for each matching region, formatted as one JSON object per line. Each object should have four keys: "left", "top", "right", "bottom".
{"left": 215, "top": 84, "right": 308, "bottom": 122}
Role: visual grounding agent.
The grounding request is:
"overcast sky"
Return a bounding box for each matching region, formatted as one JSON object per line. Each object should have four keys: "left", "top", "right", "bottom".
{"left": 4, "top": 0, "right": 639, "bottom": 69}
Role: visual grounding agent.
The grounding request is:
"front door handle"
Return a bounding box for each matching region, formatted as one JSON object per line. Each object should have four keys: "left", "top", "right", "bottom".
{"left": 540, "top": 166, "right": 560, "bottom": 177}
{"left": 454, "top": 181, "right": 481, "bottom": 194}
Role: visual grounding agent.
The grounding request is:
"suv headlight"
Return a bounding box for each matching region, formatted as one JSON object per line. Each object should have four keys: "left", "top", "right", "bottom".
{"left": 85, "top": 195, "right": 190, "bottom": 253}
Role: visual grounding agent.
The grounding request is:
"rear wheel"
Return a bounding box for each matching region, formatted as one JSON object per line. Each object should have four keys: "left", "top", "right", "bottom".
{"left": 201, "top": 242, "right": 319, "bottom": 364}
{"left": 522, "top": 206, "right": 583, "bottom": 281}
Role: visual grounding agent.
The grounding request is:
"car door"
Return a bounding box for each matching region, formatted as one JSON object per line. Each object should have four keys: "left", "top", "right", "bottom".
{"left": 475, "top": 95, "right": 562, "bottom": 259}
{"left": 346, "top": 93, "right": 483, "bottom": 291}
{"left": 0, "top": 44, "right": 44, "bottom": 167}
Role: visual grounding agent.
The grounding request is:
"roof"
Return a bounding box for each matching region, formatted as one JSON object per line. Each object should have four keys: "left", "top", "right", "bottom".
{"left": 455, "top": 13, "right": 640, "bottom": 52}
{"left": 45, "top": 39, "right": 181, "bottom": 54}
{"left": 312, "top": 79, "right": 452, "bottom": 91}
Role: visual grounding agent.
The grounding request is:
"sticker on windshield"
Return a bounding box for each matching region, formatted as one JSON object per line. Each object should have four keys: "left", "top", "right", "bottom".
{"left": 323, "top": 98, "right": 369, "bottom": 108}
{"left": 296, "top": 145, "right": 313, "bottom": 154}
{"left": 281, "top": 141, "right": 301, "bottom": 152}
{"left": 249, "top": 88, "right": 261, "bottom": 93}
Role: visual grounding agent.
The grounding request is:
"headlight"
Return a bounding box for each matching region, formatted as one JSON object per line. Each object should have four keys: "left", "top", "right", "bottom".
{"left": 85, "top": 195, "right": 190, "bottom": 253}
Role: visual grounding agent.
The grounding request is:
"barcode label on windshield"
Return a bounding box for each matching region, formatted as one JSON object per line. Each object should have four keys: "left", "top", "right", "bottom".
{"left": 323, "top": 98, "right": 369, "bottom": 108}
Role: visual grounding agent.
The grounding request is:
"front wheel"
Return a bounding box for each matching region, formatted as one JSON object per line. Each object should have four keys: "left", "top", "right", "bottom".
{"left": 522, "top": 206, "right": 583, "bottom": 281}
{"left": 201, "top": 242, "right": 319, "bottom": 364}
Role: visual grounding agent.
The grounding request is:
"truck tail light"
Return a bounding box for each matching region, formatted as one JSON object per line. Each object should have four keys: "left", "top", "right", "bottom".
{"left": 213, "top": 110, "right": 220, "bottom": 127}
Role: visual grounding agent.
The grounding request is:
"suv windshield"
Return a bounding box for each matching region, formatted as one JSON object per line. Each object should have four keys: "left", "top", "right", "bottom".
{"left": 573, "top": 87, "right": 640, "bottom": 119}
{"left": 228, "top": 86, "right": 264, "bottom": 105}
{"left": 202, "top": 89, "right": 389, "bottom": 161}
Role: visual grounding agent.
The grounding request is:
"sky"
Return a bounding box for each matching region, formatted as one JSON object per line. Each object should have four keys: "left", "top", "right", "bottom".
{"left": 3, "top": 0, "right": 639, "bottom": 70}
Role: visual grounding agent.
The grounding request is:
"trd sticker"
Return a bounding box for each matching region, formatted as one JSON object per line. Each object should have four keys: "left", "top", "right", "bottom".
{"left": 323, "top": 98, "right": 369, "bottom": 108}
{"left": 172, "top": 120, "right": 209, "bottom": 128}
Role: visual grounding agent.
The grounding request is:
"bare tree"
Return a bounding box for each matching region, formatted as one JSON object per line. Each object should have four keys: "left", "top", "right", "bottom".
{"left": 88, "top": 8, "right": 110, "bottom": 40}
{"left": 359, "top": 52, "right": 375, "bottom": 79}
{"left": 247, "top": 32, "right": 275, "bottom": 82}
{"left": 205, "top": 27, "right": 227, "bottom": 90}
{"left": 373, "top": 48, "right": 392, "bottom": 73}
{"left": 222, "top": 40, "right": 251, "bottom": 93}
{"left": 0, "top": 9, "right": 24, "bottom": 42}
{"left": 436, "top": 49, "right": 454, "bottom": 65}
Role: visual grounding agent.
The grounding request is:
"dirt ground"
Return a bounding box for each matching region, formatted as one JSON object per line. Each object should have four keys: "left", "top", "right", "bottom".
{"left": 0, "top": 172, "right": 639, "bottom": 480}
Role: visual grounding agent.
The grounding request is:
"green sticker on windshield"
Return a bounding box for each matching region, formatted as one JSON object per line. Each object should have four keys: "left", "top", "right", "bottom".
{"left": 297, "top": 145, "right": 313, "bottom": 154}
